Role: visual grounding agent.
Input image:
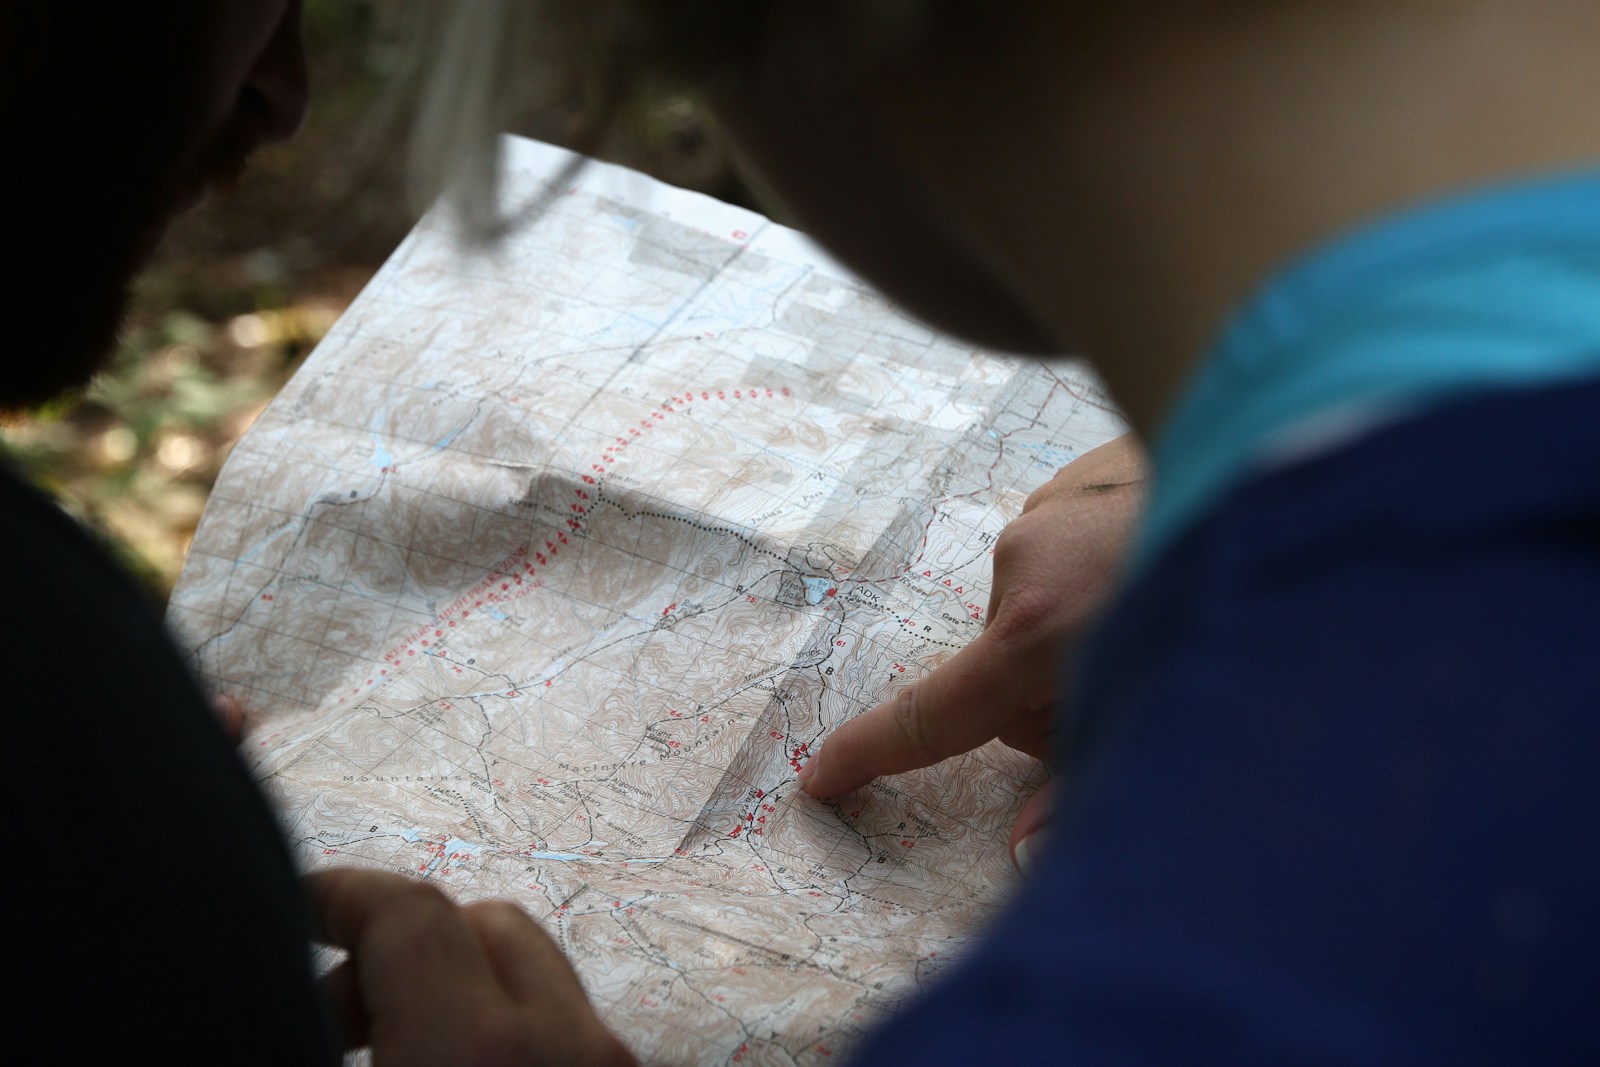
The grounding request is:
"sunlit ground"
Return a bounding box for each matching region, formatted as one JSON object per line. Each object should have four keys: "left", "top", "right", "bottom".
{"left": 2, "top": 298, "right": 346, "bottom": 596}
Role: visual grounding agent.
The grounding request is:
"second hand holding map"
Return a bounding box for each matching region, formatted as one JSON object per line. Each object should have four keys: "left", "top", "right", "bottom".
{"left": 170, "top": 137, "right": 1124, "bottom": 1065}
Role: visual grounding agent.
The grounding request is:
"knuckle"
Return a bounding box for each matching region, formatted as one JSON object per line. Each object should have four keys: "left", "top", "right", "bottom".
{"left": 1021, "top": 482, "right": 1057, "bottom": 513}
{"left": 984, "top": 587, "right": 1058, "bottom": 647}
{"left": 888, "top": 686, "right": 938, "bottom": 762}
{"left": 993, "top": 509, "right": 1049, "bottom": 562}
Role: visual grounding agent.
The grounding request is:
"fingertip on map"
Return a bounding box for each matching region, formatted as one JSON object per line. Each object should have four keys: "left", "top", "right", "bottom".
{"left": 796, "top": 755, "right": 846, "bottom": 800}
{"left": 798, "top": 757, "right": 867, "bottom": 802}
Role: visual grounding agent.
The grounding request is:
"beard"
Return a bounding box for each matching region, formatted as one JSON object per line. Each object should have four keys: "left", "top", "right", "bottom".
{"left": 0, "top": 4, "right": 260, "bottom": 412}
{"left": 2, "top": 195, "right": 148, "bottom": 412}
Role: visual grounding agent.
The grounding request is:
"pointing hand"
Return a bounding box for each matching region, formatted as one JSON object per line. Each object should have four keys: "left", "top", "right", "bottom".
{"left": 796, "top": 434, "right": 1146, "bottom": 867}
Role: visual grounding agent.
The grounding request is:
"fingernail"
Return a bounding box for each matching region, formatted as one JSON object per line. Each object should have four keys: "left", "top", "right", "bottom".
{"left": 795, "top": 757, "right": 815, "bottom": 787}
{"left": 1012, "top": 830, "right": 1047, "bottom": 875}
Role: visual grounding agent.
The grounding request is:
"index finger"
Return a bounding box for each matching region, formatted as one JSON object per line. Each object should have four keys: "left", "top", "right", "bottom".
{"left": 797, "top": 624, "right": 1046, "bottom": 799}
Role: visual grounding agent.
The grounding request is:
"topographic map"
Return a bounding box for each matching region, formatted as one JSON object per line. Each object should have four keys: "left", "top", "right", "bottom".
{"left": 170, "top": 137, "right": 1124, "bottom": 1065}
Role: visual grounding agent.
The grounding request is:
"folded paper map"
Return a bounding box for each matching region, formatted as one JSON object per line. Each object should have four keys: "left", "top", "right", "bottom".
{"left": 169, "top": 136, "right": 1124, "bottom": 1065}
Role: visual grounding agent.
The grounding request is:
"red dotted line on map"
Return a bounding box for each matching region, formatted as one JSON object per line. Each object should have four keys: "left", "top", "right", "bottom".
{"left": 331, "top": 385, "right": 793, "bottom": 704}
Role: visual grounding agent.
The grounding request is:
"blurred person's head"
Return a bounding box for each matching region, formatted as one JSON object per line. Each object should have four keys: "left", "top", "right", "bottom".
{"left": 412, "top": 1, "right": 1066, "bottom": 355}
{"left": 417, "top": 0, "right": 1600, "bottom": 432}
{"left": 0, "top": 0, "right": 306, "bottom": 410}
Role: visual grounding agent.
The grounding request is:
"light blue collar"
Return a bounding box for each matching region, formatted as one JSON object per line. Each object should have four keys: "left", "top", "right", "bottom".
{"left": 1135, "top": 167, "right": 1600, "bottom": 570}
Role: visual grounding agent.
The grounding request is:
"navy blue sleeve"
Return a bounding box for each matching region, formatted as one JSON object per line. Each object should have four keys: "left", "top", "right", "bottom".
{"left": 850, "top": 379, "right": 1600, "bottom": 1065}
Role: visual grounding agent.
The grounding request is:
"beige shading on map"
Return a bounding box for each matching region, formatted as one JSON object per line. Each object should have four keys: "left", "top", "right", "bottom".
{"left": 169, "top": 136, "right": 1125, "bottom": 1065}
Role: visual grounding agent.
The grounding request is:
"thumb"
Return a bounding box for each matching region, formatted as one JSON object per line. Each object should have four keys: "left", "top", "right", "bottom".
{"left": 798, "top": 626, "right": 1044, "bottom": 799}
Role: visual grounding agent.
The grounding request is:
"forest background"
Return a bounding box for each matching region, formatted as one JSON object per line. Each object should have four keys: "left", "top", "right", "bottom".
{"left": 2, "top": 1, "right": 743, "bottom": 602}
